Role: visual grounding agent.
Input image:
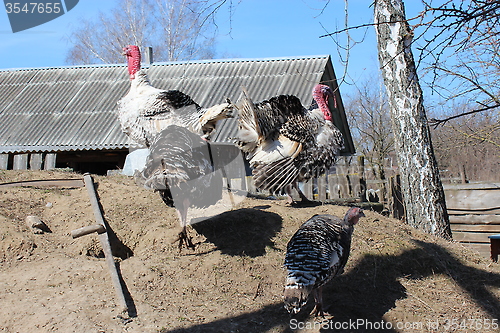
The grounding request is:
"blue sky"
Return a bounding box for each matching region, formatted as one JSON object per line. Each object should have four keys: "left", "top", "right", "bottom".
{"left": 0, "top": 0, "right": 424, "bottom": 96}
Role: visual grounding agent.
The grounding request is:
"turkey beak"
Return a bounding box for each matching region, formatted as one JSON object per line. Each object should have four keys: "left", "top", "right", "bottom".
{"left": 122, "top": 47, "right": 129, "bottom": 56}
{"left": 325, "top": 89, "right": 334, "bottom": 101}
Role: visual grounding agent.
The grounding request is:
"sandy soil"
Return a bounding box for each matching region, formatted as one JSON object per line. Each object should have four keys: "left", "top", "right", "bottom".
{"left": 1, "top": 170, "right": 499, "bottom": 333}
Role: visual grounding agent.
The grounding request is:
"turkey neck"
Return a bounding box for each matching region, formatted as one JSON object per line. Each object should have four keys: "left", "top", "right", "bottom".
{"left": 130, "top": 71, "right": 151, "bottom": 89}
{"left": 313, "top": 91, "right": 332, "bottom": 122}
{"left": 127, "top": 51, "right": 141, "bottom": 80}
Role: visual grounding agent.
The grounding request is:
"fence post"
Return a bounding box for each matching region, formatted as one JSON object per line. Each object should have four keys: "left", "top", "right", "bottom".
{"left": 328, "top": 173, "right": 340, "bottom": 199}
{"left": 0, "top": 154, "right": 8, "bottom": 170}
{"left": 318, "top": 175, "right": 327, "bottom": 202}
{"left": 358, "top": 156, "right": 367, "bottom": 202}
{"left": 390, "top": 174, "right": 404, "bottom": 220}
{"left": 460, "top": 164, "right": 469, "bottom": 184}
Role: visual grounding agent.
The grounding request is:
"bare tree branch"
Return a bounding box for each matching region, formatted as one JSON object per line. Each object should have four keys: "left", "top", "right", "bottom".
{"left": 429, "top": 104, "right": 500, "bottom": 128}
{"left": 66, "top": 0, "right": 232, "bottom": 65}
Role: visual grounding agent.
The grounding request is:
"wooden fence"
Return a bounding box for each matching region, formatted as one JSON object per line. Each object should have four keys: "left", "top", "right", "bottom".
{"left": 240, "top": 172, "right": 366, "bottom": 202}
{"left": 226, "top": 156, "right": 394, "bottom": 216}
{"left": 444, "top": 183, "right": 500, "bottom": 259}
{"left": 236, "top": 156, "right": 369, "bottom": 203}
{"left": 233, "top": 158, "right": 500, "bottom": 259}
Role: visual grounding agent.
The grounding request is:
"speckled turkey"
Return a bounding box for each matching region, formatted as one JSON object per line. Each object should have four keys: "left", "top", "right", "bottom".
{"left": 117, "top": 45, "right": 232, "bottom": 147}
{"left": 283, "top": 207, "right": 365, "bottom": 316}
{"left": 134, "top": 124, "right": 241, "bottom": 249}
{"left": 235, "top": 84, "right": 344, "bottom": 204}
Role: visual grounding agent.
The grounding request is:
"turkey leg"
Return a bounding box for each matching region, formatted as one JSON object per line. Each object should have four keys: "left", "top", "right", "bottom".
{"left": 173, "top": 197, "right": 195, "bottom": 250}
{"left": 294, "top": 182, "right": 311, "bottom": 203}
{"left": 285, "top": 182, "right": 311, "bottom": 205}
{"left": 310, "top": 286, "right": 325, "bottom": 317}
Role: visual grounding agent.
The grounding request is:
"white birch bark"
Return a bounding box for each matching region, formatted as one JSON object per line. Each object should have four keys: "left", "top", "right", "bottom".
{"left": 374, "top": 0, "right": 452, "bottom": 239}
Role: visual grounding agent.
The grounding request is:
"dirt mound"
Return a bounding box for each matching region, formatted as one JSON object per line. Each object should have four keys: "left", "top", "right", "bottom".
{"left": 0, "top": 170, "right": 499, "bottom": 332}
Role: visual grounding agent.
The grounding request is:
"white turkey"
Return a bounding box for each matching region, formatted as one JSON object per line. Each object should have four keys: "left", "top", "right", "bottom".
{"left": 235, "top": 84, "right": 344, "bottom": 204}
{"left": 283, "top": 207, "right": 365, "bottom": 316}
{"left": 134, "top": 124, "right": 240, "bottom": 250}
{"left": 117, "top": 45, "right": 233, "bottom": 147}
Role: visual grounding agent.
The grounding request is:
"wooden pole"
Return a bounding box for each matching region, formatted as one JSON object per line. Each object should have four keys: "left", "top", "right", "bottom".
{"left": 460, "top": 164, "right": 469, "bottom": 184}
{"left": 389, "top": 174, "right": 404, "bottom": 220}
{"left": 83, "top": 173, "right": 128, "bottom": 313}
{"left": 318, "top": 175, "right": 327, "bottom": 202}
{"left": 0, "top": 178, "right": 84, "bottom": 188}
{"left": 358, "top": 156, "right": 367, "bottom": 202}
{"left": 71, "top": 224, "right": 106, "bottom": 239}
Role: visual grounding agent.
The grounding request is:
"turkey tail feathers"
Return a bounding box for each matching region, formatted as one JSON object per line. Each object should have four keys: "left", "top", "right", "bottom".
{"left": 283, "top": 284, "right": 312, "bottom": 314}
{"left": 235, "top": 87, "right": 261, "bottom": 153}
{"left": 253, "top": 158, "right": 299, "bottom": 194}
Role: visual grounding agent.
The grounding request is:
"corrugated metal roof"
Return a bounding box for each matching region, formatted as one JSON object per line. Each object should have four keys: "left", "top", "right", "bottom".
{"left": 0, "top": 55, "right": 354, "bottom": 154}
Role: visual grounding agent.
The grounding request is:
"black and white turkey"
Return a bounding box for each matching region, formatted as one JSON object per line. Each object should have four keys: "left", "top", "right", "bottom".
{"left": 235, "top": 84, "right": 344, "bottom": 204}
{"left": 283, "top": 207, "right": 365, "bottom": 316}
{"left": 117, "top": 45, "right": 233, "bottom": 147}
{"left": 134, "top": 124, "right": 241, "bottom": 250}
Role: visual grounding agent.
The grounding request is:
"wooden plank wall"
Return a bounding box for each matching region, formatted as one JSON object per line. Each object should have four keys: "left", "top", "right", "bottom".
{"left": 13, "top": 154, "right": 29, "bottom": 170}
{"left": 0, "top": 153, "right": 56, "bottom": 171}
{"left": 444, "top": 183, "right": 500, "bottom": 259}
{"left": 0, "top": 154, "right": 9, "bottom": 169}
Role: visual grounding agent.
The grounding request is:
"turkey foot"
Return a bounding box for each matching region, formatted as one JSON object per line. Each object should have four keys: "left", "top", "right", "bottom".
{"left": 285, "top": 183, "right": 317, "bottom": 206}
{"left": 310, "top": 304, "right": 326, "bottom": 317}
{"left": 285, "top": 184, "right": 310, "bottom": 206}
{"left": 173, "top": 227, "right": 195, "bottom": 251}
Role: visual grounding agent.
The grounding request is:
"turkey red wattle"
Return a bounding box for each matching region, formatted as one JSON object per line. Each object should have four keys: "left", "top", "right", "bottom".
{"left": 345, "top": 207, "right": 365, "bottom": 225}
{"left": 124, "top": 45, "right": 141, "bottom": 80}
{"left": 323, "top": 109, "right": 332, "bottom": 122}
{"left": 312, "top": 84, "right": 334, "bottom": 121}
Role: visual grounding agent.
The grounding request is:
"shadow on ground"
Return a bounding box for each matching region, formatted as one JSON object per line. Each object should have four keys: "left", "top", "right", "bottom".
{"left": 161, "top": 239, "right": 500, "bottom": 333}
{"left": 193, "top": 207, "right": 283, "bottom": 257}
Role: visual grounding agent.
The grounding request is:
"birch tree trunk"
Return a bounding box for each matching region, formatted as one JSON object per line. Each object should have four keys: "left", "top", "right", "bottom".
{"left": 374, "top": 0, "right": 452, "bottom": 239}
